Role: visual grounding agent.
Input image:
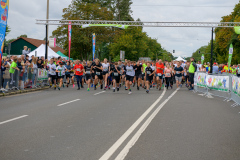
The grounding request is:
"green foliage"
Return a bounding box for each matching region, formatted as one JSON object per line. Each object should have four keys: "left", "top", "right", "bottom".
{"left": 17, "top": 34, "right": 27, "bottom": 38}
{"left": 52, "top": 0, "right": 164, "bottom": 61}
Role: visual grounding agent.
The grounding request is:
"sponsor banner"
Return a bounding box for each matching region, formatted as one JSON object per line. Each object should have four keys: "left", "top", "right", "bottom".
{"left": 196, "top": 72, "right": 207, "bottom": 87}
{"left": 37, "top": 69, "right": 48, "bottom": 81}
{"left": 232, "top": 76, "right": 240, "bottom": 96}
{"left": 206, "top": 75, "right": 229, "bottom": 92}
{"left": 82, "top": 24, "right": 129, "bottom": 29}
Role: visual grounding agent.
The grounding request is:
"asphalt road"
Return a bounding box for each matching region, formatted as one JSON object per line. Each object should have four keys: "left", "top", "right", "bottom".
{"left": 0, "top": 84, "right": 240, "bottom": 160}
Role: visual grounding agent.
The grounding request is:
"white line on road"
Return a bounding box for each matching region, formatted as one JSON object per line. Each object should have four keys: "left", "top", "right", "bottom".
{"left": 0, "top": 115, "right": 28, "bottom": 125}
{"left": 94, "top": 91, "right": 106, "bottom": 96}
{"left": 57, "top": 99, "right": 81, "bottom": 106}
{"left": 115, "top": 88, "right": 179, "bottom": 160}
{"left": 99, "top": 88, "right": 166, "bottom": 160}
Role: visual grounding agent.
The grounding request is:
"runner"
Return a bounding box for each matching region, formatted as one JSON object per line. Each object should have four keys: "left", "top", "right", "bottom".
{"left": 125, "top": 61, "right": 135, "bottom": 94}
{"left": 70, "top": 62, "right": 75, "bottom": 88}
{"left": 174, "top": 61, "right": 184, "bottom": 88}
{"left": 56, "top": 62, "right": 67, "bottom": 90}
{"left": 134, "top": 61, "right": 143, "bottom": 90}
{"left": 47, "top": 58, "right": 57, "bottom": 90}
{"left": 145, "top": 62, "right": 155, "bottom": 93}
{"left": 141, "top": 60, "right": 147, "bottom": 89}
{"left": 164, "top": 64, "right": 172, "bottom": 89}
{"left": 84, "top": 61, "right": 92, "bottom": 91}
{"left": 110, "top": 62, "right": 121, "bottom": 92}
{"left": 92, "top": 59, "right": 103, "bottom": 90}
{"left": 102, "top": 58, "right": 110, "bottom": 90}
{"left": 151, "top": 61, "right": 156, "bottom": 88}
{"left": 74, "top": 60, "right": 84, "bottom": 90}
{"left": 156, "top": 59, "right": 164, "bottom": 90}
{"left": 65, "top": 61, "right": 71, "bottom": 88}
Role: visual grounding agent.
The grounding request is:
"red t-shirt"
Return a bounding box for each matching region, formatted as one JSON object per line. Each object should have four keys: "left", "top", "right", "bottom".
{"left": 74, "top": 64, "right": 84, "bottom": 76}
{"left": 156, "top": 62, "right": 164, "bottom": 74}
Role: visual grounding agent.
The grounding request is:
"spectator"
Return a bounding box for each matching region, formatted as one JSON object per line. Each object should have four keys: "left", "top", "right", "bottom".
{"left": 212, "top": 63, "right": 219, "bottom": 74}
{"left": 199, "top": 65, "right": 206, "bottom": 72}
{"left": 2, "top": 59, "right": 10, "bottom": 89}
{"left": 9, "top": 57, "right": 19, "bottom": 88}
{"left": 237, "top": 64, "right": 240, "bottom": 77}
{"left": 37, "top": 59, "right": 44, "bottom": 69}
{"left": 22, "top": 46, "right": 31, "bottom": 56}
{"left": 31, "top": 57, "right": 38, "bottom": 87}
{"left": 25, "top": 55, "right": 30, "bottom": 63}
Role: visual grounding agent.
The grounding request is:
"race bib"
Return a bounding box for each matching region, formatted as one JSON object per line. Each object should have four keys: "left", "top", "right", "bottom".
{"left": 166, "top": 73, "right": 171, "bottom": 77}
{"left": 96, "top": 72, "right": 100, "bottom": 75}
{"left": 77, "top": 68, "right": 80, "bottom": 72}
{"left": 127, "top": 69, "right": 132, "bottom": 72}
{"left": 70, "top": 73, "right": 74, "bottom": 76}
{"left": 176, "top": 71, "right": 180, "bottom": 74}
{"left": 157, "top": 73, "right": 162, "bottom": 76}
{"left": 114, "top": 73, "right": 119, "bottom": 76}
{"left": 103, "top": 67, "right": 108, "bottom": 70}
{"left": 147, "top": 71, "right": 151, "bottom": 74}
{"left": 86, "top": 71, "right": 91, "bottom": 74}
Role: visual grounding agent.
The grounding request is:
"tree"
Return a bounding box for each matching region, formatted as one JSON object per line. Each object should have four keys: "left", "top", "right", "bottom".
{"left": 17, "top": 34, "right": 27, "bottom": 38}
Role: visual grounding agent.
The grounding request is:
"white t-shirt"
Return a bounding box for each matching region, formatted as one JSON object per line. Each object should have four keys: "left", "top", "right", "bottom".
{"left": 197, "top": 64, "right": 202, "bottom": 71}
{"left": 102, "top": 63, "right": 109, "bottom": 72}
{"left": 48, "top": 63, "right": 56, "bottom": 75}
{"left": 57, "top": 66, "right": 66, "bottom": 76}
{"left": 126, "top": 65, "right": 135, "bottom": 77}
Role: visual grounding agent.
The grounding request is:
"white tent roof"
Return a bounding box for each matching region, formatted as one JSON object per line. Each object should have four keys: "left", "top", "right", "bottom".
{"left": 174, "top": 56, "right": 187, "bottom": 62}
{"left": 28, "top": 44, "right": 61, "bottom": 59}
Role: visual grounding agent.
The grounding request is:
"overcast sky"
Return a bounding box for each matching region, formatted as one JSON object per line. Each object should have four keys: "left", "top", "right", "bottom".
{"left": 7, "top": 0, "right": 239, "bottom": 57}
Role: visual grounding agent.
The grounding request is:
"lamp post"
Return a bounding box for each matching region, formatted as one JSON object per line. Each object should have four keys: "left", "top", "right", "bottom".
{"left": 45, "top": 0, "right": 49, "bottom": 60}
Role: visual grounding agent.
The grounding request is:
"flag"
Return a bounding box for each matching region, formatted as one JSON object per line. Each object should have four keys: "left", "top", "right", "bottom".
{"left": 0, "top": 0, "right": 9, "bottom": 66}
{"left": 93, "top": 33, "right": 96, "bottom": 61}
{"left": 201, "top": 54, "right": 204, "bottom": 64}
{"left": 234, "top": 26, "right": 240, "bottom": 34}
{"left": 228, "top": 44, "right": 233, "bottom": 72}
{"left": 68, "top": 21, "right": 72, "bottom": 61}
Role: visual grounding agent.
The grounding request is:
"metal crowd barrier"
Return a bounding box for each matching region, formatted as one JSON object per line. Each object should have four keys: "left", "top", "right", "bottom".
{"left": 194, "top": 71, "right": 240, "bottom": 107}
{"left": 0, "top": 67, "right": 49, "bottom": 93}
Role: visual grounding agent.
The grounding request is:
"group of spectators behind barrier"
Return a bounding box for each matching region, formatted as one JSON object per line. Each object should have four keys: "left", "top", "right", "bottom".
{"left": 194, "top": 71, "right": 240, "bottom": 107}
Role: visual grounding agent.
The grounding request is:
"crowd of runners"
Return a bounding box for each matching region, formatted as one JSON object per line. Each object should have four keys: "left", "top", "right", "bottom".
{"left": 44, "top": 57, "right": 199, "bottom": 94}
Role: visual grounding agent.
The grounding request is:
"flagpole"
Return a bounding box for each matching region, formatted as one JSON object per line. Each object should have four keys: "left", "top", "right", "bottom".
{"left": 210, "top": 27, "right": 214, "bottom": 74}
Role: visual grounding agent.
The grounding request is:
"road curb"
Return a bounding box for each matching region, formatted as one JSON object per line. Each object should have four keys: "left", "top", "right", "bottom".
{"left": 0, "top": 87, "right": 49, "bottom": 97}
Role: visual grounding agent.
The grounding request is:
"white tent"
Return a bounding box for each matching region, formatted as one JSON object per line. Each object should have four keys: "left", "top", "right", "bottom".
{"left": 174, "top": 56, "right": 187, "bottom": 62}
{"left": 28, "top": 44, "right": 60, "bottom": 59}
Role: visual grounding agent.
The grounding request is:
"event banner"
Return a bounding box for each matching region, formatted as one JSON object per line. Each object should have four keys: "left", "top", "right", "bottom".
{"left": 68, "top": 21, "right": 72, "bottom": 60}
{"left": 0, "top": 0, "right": 9, "bottom": 66}
{"left": 201, "top": 54, "right": 204, "bottom": 64}
{"left": 196, "top": 72, "right": 229, "bottom": 92}
{"left": 92, "top": 33, "right": 95, "bottom": 61}
{"left": 232, "top": 76, "right": 240, "bottom": 96}
{"left": 37, "top": 69, "right": 48, "bottom": 81}
{"left": 82, "top": 24, "right": 129, "bottom": 29}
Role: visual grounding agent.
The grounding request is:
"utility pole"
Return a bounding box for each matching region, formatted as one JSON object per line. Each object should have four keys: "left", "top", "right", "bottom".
{"left": 210, "top": 27, "right": 214, "bottom": 74}
{"left": 117, "top": 0, "right": 120, "bottom": 21}
{"left": 45, "top": 0, "right": 49, "bottom": 60}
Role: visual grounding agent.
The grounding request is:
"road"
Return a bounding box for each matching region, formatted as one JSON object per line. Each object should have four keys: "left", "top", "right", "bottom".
{"left": 0, "top": 84, "right": 240, "bottom": 160}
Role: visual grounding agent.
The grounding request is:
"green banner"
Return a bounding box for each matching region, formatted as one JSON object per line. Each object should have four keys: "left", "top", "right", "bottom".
{"left": 82, "top": 24, "right": 129, "bottom": 29}
{"left": 201, "top": 54, "right": 204, "bottom": 64}
{"left": 234, "top": 26, "right": 240, "bottom": 34}
{"left": 228, "top": 44, "right": 233, "bottom": 71}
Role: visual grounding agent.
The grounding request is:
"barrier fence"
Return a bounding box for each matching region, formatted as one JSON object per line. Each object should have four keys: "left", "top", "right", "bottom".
{"left": 194, "top": 71, "right": 240, "bottom": 107}
{"left": 0, "top": 68, "right": 49, "bottom": 93}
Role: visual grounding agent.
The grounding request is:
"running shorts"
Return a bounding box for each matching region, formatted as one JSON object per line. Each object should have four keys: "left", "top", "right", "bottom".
{"left": 86, "top": 75, "right": 92, "bottom": 81}
{"left": 102, "top": 71, "right": 108, "bottom": 75}
{"left": 126, "top": 75, "right": 134, "bottom": 82}
{"left": 175, "top": 76, "right": 182, "bottom": 82}
{"left": 135, "top": 73, "right": 142, "bottom": 79}
{"left": 156, "top": 73, "right": 163, "bottom": 79}
{"left": 146, "top": 76, "right": 153, "bottom": 83}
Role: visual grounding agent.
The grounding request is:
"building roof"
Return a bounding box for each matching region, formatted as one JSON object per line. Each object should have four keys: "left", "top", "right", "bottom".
{"left": 11, "top": 37, "right": 65, "bottom": 54}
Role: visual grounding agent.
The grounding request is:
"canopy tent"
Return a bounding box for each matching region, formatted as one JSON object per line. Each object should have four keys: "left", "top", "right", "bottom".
{"left": 174, "top": 56, "right": 187, "bottom": 62}
{"left": 28, "top": 44, "right": 60, "bottom": 59}
{"left": 56, "top": 51, "right": 73, "bottom": 61}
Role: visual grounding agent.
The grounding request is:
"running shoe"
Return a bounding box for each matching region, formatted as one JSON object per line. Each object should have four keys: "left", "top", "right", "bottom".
{"left": 144, "top": 86, "right": 146, "bottom": 89}
{"left": 108, "top": 86, "right": 110, "bottom": 89}
{"left": 58, "top": 87, "right": 60, "bottom": 90}
{"left": 113, "top": 89, "right": 115, "bottom": 92}
{"left": 146, "top": 90, "right": 149, "bottom": 93}
{"left": 77, "top": 87, "right": 80, "bottom": 90}
{"left": 63, "top": 84, "right": 65, "bottom": 88}
{"left": 128, "top": 91, "right": 132, "bottom": 95}
{"left": 189, "top": 88, "right": 194, "bottom": 91}
{"left": 94, "top": 85, "right": 96, "bottom": 90}
{"left": 133, "top": 83, "right": 135, "bottom": 87}
{"left": 120, "top": 84, "right": 122, "bottom": 87}
{"left": 125, "top": 86, "right": 128, "bottom": 90}
{"left": 101, "top": 84, "right": 103, "bottom": 89}
{"left": 91, "top": 84, "right": 93, "bottom": 88}
{"left": 73, "top": 84, "right": 75, "bottom": 88}
{"left": 49, "top": 84, "right": 52, "bottom": 88}
{"left": 180, "top": 84, "right": 182, "bottom": 88}
{"left": 150, "top": 85, "right": 152, "bottom": 88}
{"left": 54, "top": 86, "right": 56, "bottom": 90}
{"left": 87, "top": 88, "right": 90, "bottom": 91}
{"left": 104, "top": 86, "right": 107, "bottom": 90}
{"left": 117, "top": 88, "right": 119, "bottom": 91}
{"left": 137, "top": 86, "right": 139, "bottom": 90}
{"left": 81, "top": 85, "right": 84, "bottom": 88}
{"left": 67, "top": 84, "right": 69, "bottom": 88}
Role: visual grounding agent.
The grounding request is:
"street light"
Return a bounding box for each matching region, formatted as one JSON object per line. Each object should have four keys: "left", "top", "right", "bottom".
{"left": 45, "top": 0, "right": 49, "bottom": 60}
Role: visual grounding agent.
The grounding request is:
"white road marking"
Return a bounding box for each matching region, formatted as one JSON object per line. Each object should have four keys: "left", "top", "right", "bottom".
{"left": 99, "top": 88, "right": 166, "bottom": 160}
{"left": 0, "top": 115, "right": 28, "bottom": 125}
{"left": 94, "top": 91, "right": 106, "bottom": 96}
{"left": 57, "top": 99, "right": 81, "bottom": 106}
{"left": 115, "top": 88, "right": 179, "bottom": 160}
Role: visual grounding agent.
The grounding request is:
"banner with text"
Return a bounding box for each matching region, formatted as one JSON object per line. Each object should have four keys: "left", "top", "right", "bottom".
{"left": 232, "top": 76, "right": 240, "bottom": 96}
{"left": 37, "top": 69, "right": 48, "bottom": 81}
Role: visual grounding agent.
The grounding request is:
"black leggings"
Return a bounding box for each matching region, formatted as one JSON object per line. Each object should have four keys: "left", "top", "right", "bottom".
{"left": 165, "top": 77, "right": 171, "bottom": 88}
